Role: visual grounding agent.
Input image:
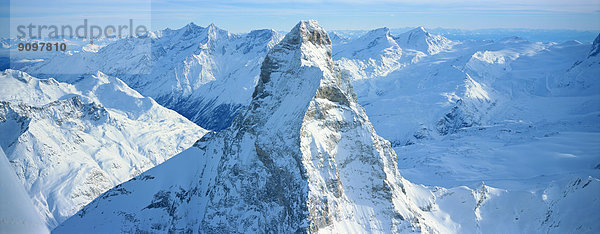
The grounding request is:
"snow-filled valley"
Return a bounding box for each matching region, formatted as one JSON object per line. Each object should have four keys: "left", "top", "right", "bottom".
{"left": 0, "top": 19, "right": 599, "bottom": 233}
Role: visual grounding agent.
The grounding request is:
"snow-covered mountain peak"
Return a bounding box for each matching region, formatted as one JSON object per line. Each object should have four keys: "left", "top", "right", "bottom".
{"left": 284, "top": 20, "right": 331, "bottom": 47}
{"left": 333, "top": 27, "right": 424, "bottom": 80}
{"left": 393, "top": 26, "right": 452, "bottom": 54}
{"left": 0, "top": 69, "right": 76, "bottom": 106}
{"left": 333, "top": 26, "right": 400, "bottom": 62}
{"left": 248, "top": 20, "right": 333, "bottom": 122}
{"left": 328, "top": 31, "right": 349, "bottom": 46}
{"left": 247, "top": 28, "right": 278, "bottom": 39}
{"left": 205, "top": 23, "right": 231, "bottom": 41}
{"left": 154, "top": 22, "right": 231, "bottom": 49}
{"left": 17, "top": 22, "right": 285, "bottom": 131}
{"left": 358, "top": 27, "right": 395, "bottom": 44}
{"left": 54, "top": 20, "right": 437, "bottom": 233}
{"left": 351, "top": 27, "right": 399, "bottom": 50}
{"left": 181, "top": 22, "right": 203, "bottom": 33}
{"left": 240, "top": 29, "right": 282, "bottom": 53}
{"left": 395, "top": 26, "right": 431, "bottom": 42}
{"left": 249, "top": 20, "right": 331, "bottom": 90}
{"left": 1, "top": 69, "right": 156, "bottom": 119}
{"left": 365, "top": 27, "right": 391, "bottom": 37}
{"left": 408, "top": 26, "right": 428, "bottom": 35}
{"left": 3, "top": 69, "right": 32, "bottom": 82}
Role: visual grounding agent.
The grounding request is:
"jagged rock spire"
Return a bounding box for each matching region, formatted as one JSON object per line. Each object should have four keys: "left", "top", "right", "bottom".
{"left": 54, "top": 20, "right": 435, "bottom": 233}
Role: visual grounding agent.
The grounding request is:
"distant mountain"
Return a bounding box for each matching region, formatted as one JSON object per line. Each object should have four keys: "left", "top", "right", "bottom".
{"left": 393, "top": 26, "right": 453, "bottom": 55}
{"left": 18, "top": 24, "right": 283, "bottom": 131}
{"left": 334, "top": 27, "right": 418, "bottom": 80}
{"left": 546, "top": 33, "right": 600, "bottom": 96}
{"left": 0, "top": 69, "right": 207, "bottom": 229}
{"left": 327, "top": 31, "right": 349, "bottom": 46}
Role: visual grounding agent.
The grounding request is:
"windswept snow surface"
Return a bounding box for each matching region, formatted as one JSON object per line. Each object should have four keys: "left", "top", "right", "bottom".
{"left": 0, "top": 69, "right": 207, "bottom": 229}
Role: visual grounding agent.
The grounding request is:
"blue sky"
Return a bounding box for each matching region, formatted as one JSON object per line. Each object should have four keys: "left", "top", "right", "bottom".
{"left": 2, "top": 0, "right": 599, "bottom": 36}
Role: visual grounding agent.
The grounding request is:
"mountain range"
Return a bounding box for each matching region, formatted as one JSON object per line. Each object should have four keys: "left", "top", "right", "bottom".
{"left": 1, "top": 20, "right": 598, "bottom": 233}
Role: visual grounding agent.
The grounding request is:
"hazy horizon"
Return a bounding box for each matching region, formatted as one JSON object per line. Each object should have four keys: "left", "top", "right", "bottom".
{"left": 2, "top": 0, "right": 600, "bottom": 38}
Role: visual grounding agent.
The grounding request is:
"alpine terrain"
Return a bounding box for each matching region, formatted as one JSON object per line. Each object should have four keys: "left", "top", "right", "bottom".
{"left": 53, "top": 20, "right": 447, "bottom": 233}
{"left": 53, "top": 20, "right": 600, "bottom": 234}
{"left": 1, "top": 19, "right": 598, "bottom": 233}
{"left": 0, "top": 69, "right": 207, "bottom": 228}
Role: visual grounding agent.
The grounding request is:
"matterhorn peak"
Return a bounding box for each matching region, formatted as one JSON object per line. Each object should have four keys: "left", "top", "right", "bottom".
{"left": 251, "top": 20, "right": 333, "bottom": 100}
{"left": 54, "top": 20, "right": 435, "bottom": 233}
{"left": 283, "top": 20, "right": 331, "bottom": 47}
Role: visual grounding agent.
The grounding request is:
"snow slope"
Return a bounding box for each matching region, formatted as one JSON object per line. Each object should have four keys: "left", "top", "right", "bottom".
{"left": 0, "top": 69, "right": 207, "bottom": 229}
{"left": 349, "top": 32, "right": 600, "bottom": 232}
{"left": 0, "top": 147, "right": 49, "bottom": 234}
{"left": 18, "top": 24, "right": 283, "bottom": 130}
